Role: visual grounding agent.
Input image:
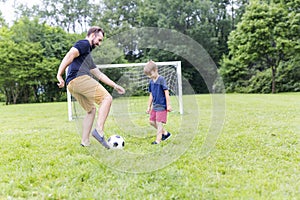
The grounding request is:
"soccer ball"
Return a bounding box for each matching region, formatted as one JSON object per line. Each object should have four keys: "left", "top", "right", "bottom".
{"left": 107, "top": 135, "right": 125, "bottom": 149}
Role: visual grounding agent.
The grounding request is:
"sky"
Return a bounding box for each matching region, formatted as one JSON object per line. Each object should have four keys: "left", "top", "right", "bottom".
{"left": 0, "top": 0, "right": 41, "bottom": 24}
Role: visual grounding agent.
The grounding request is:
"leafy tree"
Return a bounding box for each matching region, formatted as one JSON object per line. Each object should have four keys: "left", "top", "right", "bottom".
{"left": 139, "top": 0, "right": 233, "bottom": 93}
{"left": 0, "top": 0, "right": 254, "bottom": 99}
{"left": 0, "top": 37, "right": 43, "bottom": 104}
{"left": 228, "top": 0, "right": 249, "bottom": 29}
{"left": 220, "top": 0, "right": 300, "bottom": 93}
{"left": 100, "top": 0, "right": 140, "bottom": 30}
{"left": 98, "top": 0, "right": 235, "bottom": 93}
{"left": 276, "top": 58, "right": 300, "bottom": 92}
{"left": 0, "top": 17, "right": 80, "bottom": 103}
{"left": 16, "top": 0, "right": 94, "bottom": 33}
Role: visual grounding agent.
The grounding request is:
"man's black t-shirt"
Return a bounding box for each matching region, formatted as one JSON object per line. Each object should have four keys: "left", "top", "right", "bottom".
{"left": 66, "top": 39, "right": 97, "bottom": 85}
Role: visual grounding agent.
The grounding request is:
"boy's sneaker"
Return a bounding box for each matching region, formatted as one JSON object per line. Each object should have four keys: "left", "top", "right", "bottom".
{"left": 151, "top": 141, "right": 159, "bottom": 145}
{"left": 162, "top": 132, "right": 172, "bottom": 141}
{"left": 92, "top": 129, "right": 110, "bottom": 149}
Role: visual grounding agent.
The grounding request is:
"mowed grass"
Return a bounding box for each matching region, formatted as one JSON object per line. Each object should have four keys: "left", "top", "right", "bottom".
{"left": 0, "top": 93, "right": 299, "bottom": 199}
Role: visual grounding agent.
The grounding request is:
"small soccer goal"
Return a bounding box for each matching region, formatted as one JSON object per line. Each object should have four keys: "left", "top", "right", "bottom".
{"left": 67, "top": 61, "right": 183, "bottom": 121}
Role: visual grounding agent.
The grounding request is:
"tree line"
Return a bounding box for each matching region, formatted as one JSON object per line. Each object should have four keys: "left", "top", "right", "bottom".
{"left": 220, "top": 0, "right": 300, "bottom": 93}
{"left": 0, "top": 0, "right": 299, "bottom": 104}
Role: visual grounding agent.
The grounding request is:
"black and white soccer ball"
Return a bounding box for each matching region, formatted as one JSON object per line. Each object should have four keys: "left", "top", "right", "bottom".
{"left": 107, "top": 135, "right": 125, "bottom": 149}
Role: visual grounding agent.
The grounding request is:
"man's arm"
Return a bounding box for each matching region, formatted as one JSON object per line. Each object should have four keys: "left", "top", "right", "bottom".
{"left": 57, "top": 47, "right": 79, "bottom": 88}
{"left": 90, "top": 68, "right": 125, "bottom": 94}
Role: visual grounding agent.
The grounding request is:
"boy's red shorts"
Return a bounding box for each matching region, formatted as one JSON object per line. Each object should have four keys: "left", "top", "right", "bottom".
{"left": 150, "top": 110, "right": 167, "bottom": 124}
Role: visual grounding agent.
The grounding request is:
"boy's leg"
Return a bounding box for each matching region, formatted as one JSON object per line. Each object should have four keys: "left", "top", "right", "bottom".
{"left": 150, "top": 120, "right": 169, "bottom": 140}
{"left": 156, "top": 110, "right": 172, "bottom": 141}
{"left": 155, "top": 122, "right": 164, "bottom": 143}
{"left": 150, "top": 120, "right": 157, "bottom": 129}
{"left": 150, "top": 110, "right": 170, "bottom": 144}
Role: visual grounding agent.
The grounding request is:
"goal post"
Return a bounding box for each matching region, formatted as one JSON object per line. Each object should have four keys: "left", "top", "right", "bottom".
{"left": 67, "top": 61, "right": 183, "bottom": 121}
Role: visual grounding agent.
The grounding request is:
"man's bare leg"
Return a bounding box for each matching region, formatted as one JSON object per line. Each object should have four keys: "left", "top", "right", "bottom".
{"left": 95, "top": 95, "right": 113, "bottom": 136}
{"left": 92, "top": 95, "right": 113, "bottom": 149}
{"left": 81, "top": 107, "right": 96, "bottom": 146}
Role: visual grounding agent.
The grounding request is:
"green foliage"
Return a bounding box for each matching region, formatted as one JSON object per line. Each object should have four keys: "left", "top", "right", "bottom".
{"left": 1, "top": 0, "right": 251, "bottom": 96}
{"left": 0, "top": 36, "right": 43, "bottom": 104}
{"left": 277, "top": 58, "right": 300, "bottom": 92}
{"left": 135, "top": 0, "right": 232, "bottom": 63}
{"left": 247, "top": 69, "right": 272, "bottom": 93}
{"left": 97, "top": 0, "right": 236, "bottom": 93}
{"left": 101, "top": 0, "right": 141, "bottom": 34}
{"left": 2, "top": 0, "right": 298, "bottom": 102}
{"left": 33, "top": 0, "right": 94, "bottom": 33}
{"left": 220, "top": 0, "right": 300, "bottom": 93}
{"left": 0, "top": 17, "right": 81, "bottom": 104}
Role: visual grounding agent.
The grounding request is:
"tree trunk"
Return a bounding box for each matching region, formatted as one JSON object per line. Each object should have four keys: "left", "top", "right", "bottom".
{"left": 4, "top": 89, "right": 10, "bottom": 105}
{"left": 271, "top": 66, "right": 276, "bottom": 93}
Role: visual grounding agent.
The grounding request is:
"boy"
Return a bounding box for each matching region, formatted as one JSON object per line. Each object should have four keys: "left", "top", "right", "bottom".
{"left": 144, "top": 60, "right": 172, "bottom": 144}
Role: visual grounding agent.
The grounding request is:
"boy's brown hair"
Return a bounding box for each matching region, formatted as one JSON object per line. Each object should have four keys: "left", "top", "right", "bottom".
{"left": 144, "top": 60, "right": 158, "bottom": 76}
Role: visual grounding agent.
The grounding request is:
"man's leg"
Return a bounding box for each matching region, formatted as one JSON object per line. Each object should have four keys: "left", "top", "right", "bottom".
{"left": 95, "top": 95, "right": 113, "bottom": 136}
{"left": 92, "top": 95, "right": 112, "bottom": 149}
{"left": 81, "top": 107, "right": 96, "bottom": 146}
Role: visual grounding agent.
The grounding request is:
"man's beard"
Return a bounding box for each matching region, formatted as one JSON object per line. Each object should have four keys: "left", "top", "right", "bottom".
{"left": 91, "top": 39, "right": 97, "bottom": 49}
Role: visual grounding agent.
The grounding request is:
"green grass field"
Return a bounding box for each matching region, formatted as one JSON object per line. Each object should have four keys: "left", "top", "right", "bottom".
{"left": 0, "top": 94, "right": 299, "bottom": 199}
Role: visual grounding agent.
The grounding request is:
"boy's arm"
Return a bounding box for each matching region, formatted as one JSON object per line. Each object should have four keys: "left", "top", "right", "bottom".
{"left": 164, "top": 90, "right": 172, "bottom": 112}
{"left": 146, "top": 93, "right": 153, "bottom": 113}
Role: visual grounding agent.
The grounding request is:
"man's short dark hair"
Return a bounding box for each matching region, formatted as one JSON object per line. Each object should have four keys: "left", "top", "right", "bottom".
{"left": 87, "top": 26, "right": 105, "bottom": 37}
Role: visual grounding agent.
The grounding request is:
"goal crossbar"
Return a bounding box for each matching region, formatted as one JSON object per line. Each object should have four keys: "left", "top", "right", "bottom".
{"left": 96, "top": 61, "right": 181, "bottom": 69}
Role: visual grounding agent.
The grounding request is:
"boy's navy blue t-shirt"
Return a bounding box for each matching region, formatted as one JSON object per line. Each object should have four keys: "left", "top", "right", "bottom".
{"left": 148, "top": 76, "right": 169, "bottom": 111}
{"left": 66, "top": 39, "right": 97, "bottom": 85}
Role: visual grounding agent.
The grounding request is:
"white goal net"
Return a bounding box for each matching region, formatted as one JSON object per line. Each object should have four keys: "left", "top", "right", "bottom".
{"left": 67, "top": 61, "right": 183, "bottom": 121}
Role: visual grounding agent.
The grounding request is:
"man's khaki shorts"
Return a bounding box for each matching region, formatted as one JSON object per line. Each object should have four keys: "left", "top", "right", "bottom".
{"left": 67, "top": 75, "right": 110, "bottom": 112}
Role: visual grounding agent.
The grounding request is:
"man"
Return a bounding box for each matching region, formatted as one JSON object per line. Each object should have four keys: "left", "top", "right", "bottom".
{"left": 57, "top": 26, "right": 125, "bottom": 149}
